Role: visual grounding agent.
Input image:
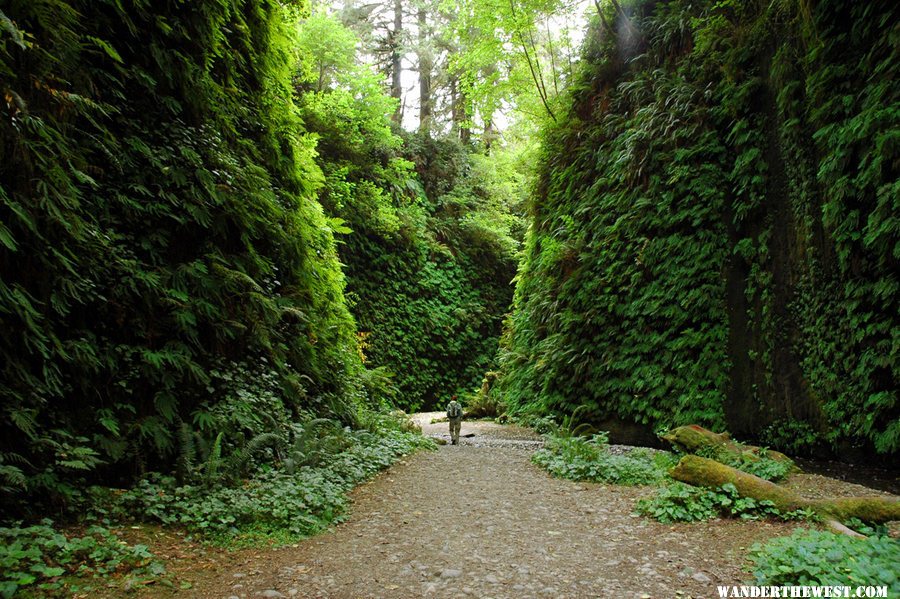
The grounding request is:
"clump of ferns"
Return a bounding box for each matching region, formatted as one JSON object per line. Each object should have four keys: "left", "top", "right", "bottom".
{"left": 176, "top": 421, "right": 282, "bottom": 487}
{"left": 283, "top": 418, "right": 357, "bottom": 474}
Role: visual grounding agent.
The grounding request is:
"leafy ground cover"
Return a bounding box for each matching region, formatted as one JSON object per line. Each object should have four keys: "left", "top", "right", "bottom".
{"left": 0, "top": 415, "right": 433, "bottom": 596}
{"left": 532, "top": 430, "right": 677, "bottom": 485}
{"left": 750, "top": 529, "right": 900, "bottom": 593}
{"left": 695, "top": 445, "right": 794, "bottom": 483}
{"left": 0, "top": 522, "right": 161, "bottom": 598}
{"left": 119, "top": 427, "right": 434, "bottom": 545}
{"left": 635, "top": 482, "right": 815, "bottom": 524}
{"left": 531, "top": 423, "right": 791, "bottom": 488}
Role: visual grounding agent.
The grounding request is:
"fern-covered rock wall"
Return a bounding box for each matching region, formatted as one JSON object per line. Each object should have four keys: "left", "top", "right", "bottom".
{"left": 501, "top": 0, "right": 898, "bottom": 455}
{"left": 304, "top": 123, "right": 520, "bottom": 411}
{"left": 0, "top": 0, "right": 364, "bottom": 505}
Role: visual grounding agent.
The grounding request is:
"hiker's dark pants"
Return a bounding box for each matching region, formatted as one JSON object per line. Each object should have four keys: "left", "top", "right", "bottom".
{"left": 449, "top": 418, "right": 461, "bottom": 444}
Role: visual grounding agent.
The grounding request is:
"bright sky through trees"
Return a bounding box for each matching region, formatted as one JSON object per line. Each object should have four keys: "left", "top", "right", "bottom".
{"left": 321, "top": 0, "right": 591, "bottom": 136}
{"left": 398, "top": 3, "right": 591, "bottom": 132}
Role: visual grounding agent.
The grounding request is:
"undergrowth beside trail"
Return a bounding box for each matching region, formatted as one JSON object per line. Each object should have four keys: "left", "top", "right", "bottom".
{"left": 750, "top": 529, "right": 900, "bottom": 593}
{"left": 532, "top": 424, "right": 795, "bottom": 488}
{"left": 0, "top": 522, "right": 162, "bottom": 598}
{"left": 532, "top": 431, "right": 676, "bottom": 486}
{"left": 0, "top": 418, "right": 433, "bottom": 596}
{"left": 695, "top": 445, "right": 793, "bottom": 483}
{"left": 635, "top": 482, "right": 815, "bottom": 524}
{"left": 119, "top": 428, "right": 434, "bottom": 545}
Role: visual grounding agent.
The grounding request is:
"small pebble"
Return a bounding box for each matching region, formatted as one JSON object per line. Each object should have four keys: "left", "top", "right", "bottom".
{"left": 692, "top": 572, "right": 712, "bottom": 583}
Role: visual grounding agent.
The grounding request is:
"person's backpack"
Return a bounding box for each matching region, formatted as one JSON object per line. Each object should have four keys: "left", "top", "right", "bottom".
{"left": 447, "top": 402, "right": 461, "bottom": 419}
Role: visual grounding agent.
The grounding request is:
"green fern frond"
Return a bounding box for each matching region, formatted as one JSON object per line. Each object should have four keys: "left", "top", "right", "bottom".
{"left": 202, "top": 432, "right": 224, "bottom": 486}
{"left": 227, "top": 432, "right": 282, "bottom": 478}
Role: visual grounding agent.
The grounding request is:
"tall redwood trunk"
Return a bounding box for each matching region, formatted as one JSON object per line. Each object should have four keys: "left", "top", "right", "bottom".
{"left": 417, "top": 6, "right": 432, "bottom": 135}
{"left": 390, "top": 0, "right": 403, "bottom": 123}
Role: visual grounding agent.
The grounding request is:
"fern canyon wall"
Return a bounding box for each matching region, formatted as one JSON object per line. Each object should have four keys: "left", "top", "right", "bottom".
{"left": 500, "top": 0, "right": 898, "bottom": 458}
{"left": 0, "top": 0, "right": 366, "bottom": 495}
{"left": 0, "top": 0, "right": 521, "bottom": 511}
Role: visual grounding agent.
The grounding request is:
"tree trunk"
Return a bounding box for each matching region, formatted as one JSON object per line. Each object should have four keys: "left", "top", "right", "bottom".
{"left": 390, "top": 0, "right": 403, "bottom": 123}
{"left": 417, "top": 6, "right": 432, "bottom": 135}
{"left": 483, "top": 117, "right": 496, "bottom": 152}
{"left": 450, "top": 76, "right": 470, "bottom": 143}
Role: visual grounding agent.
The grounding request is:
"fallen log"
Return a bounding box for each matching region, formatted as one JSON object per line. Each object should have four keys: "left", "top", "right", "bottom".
{"left": 670, "top": 455, "right": 900, "bottom": 538}
{"left": 661, "top": 425, "right": 796, "bottom": 471}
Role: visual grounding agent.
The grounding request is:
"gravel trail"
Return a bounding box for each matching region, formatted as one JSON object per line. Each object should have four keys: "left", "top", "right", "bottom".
{"left": 196, "top": 414, "right": 805, "bottom": 599}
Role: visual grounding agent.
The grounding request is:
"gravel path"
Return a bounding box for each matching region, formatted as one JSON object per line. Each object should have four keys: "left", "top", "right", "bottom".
{"left": 194, "top": 414, "right": 806, "bottom": 599}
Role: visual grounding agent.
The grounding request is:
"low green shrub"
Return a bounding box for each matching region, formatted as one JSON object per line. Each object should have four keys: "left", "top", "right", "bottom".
{"left": 841, "top": 517, "right": 888, "bottom": 537}
{"left": 760, "top": 420, "right": 823, "bottom": 457}
{"left": 0, "top": 520, "right": 162, "bottom": 598}
{"left": 635, "top": 482, "right": 816, "bottom": 523}
{"left": 749, "top": 529, "right": 899, "bottom": 592}
{"left": 532, "top": 432, "right": 676, "bottom": 485}
{"left": 120, "top": 428, "right": 433, "bottom": 543}
{"left": 635, "top": 482, "right": 721, "bottom": 522}
{"left": 510, "top": 413, "right": 567, "bottom": 435}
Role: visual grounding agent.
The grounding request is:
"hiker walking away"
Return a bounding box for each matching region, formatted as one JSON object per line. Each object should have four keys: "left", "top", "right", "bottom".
{"left": 447, "top": 395, "right": 463, "bottom": 445}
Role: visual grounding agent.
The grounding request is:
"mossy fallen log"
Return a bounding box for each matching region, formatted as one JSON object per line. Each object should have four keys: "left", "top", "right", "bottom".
{"left": 661, "top": 425, "right": 796, "bottom": 470}
{"left": 818, "top": 497, "right": 900, "bottom": 525}
{"left": 671, "top": 455, "right": 900, "bottom": 537}
{"left": 671, "top": 454, "right": 803, "bottom": 510}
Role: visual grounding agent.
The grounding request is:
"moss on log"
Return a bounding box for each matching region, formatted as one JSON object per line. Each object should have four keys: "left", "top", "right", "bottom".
{"left": 671, "top": 455, "right": 805, "bottom": 511}
{"left": 813, "top": 497, "right": 900, "bottom": 525}
{"left": 670, "top": 455, "right": 900, "bottom": 535}
{"left": 661, "top": 425, "right": 796, "bottom": 469}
